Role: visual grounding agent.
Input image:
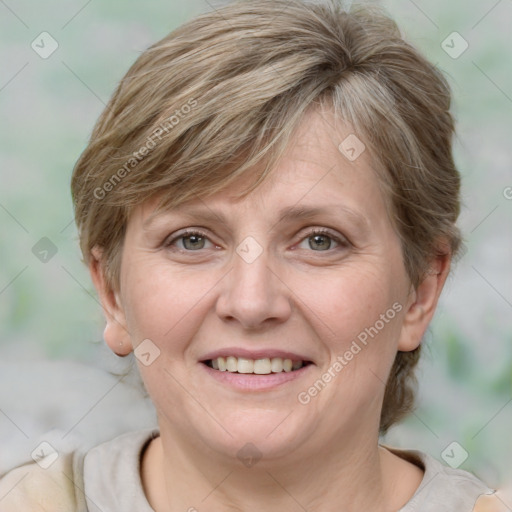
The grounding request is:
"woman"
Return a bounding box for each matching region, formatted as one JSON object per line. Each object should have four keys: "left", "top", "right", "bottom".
{"left": 0, "top": 0, "right": 502, "bottom": 510}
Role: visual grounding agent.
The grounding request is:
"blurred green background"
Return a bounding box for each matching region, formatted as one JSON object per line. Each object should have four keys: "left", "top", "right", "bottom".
{"left": 1, "top": 0, "right": 511, "bottom": 494}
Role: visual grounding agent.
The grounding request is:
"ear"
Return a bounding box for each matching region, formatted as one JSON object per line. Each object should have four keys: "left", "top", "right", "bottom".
{"left": 89, "top": 246, "right": 132, "bottom": 356}
{"left": 397, "top": 248, "right": 452, "bottom": 352}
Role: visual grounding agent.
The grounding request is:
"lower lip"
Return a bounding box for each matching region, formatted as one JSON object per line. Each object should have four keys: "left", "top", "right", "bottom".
{"left": 199, "top": 362, "right": 314, "bottom": 391}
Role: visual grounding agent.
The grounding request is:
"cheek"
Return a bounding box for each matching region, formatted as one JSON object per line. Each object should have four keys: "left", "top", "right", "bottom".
{"left": 304, "top": 262, "right": 407, "bottom": 406}
{"left": 302, "top": 269, "right": 404, "bottom": 404}
{"left": 293, "top": 267, "right": 407, "bottom": 428}
{"left": 304, "top": 262, "right": 404, "bottom": 347}
{"left": 121, "top": 261, "right": 218, "bottom": 408}
{"left": 122, "top": 258, "right": 214, "bottom": 348}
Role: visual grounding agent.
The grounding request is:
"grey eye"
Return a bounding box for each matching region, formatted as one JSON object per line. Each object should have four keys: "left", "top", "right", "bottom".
{"left": 308, "top": 234, "right": 334, "bottom": 251}
{"left": 181, "top": 234, "right": 207, "bottom": 250}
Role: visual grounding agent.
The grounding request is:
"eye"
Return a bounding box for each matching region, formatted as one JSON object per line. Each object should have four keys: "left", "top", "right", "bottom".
{"left": 163, "top": 227, "right": 350, "bottom": 254}
{"left": 164, "top": 229, "right": 215, "bottom": 251}
{"left": 297, "top": 228, "right": 349, "bottom": 252}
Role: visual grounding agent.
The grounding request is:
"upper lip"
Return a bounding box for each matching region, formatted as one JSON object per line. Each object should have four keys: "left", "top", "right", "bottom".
{"left": 200, "top": 347, "right": 314, "bottom": 363}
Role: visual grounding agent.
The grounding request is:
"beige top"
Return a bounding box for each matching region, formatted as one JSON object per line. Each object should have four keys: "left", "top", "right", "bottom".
{"left": 0, "top": 428, "right": 497, "bottom": 511}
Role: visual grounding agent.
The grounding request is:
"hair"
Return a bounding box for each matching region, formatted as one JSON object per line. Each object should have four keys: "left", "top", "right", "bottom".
{"left": 71, "top": 0, "right": 463, "bottom": 433}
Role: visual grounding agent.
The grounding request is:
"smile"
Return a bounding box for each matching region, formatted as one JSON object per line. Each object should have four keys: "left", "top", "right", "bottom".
{"left": 200, "top": 359, "right": 314, "bottom": 391}
{"left": 203, "top": 356, "right": 312, "bottom": 374}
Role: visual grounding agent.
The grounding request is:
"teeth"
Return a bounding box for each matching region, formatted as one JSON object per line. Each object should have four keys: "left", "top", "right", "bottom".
{"left": 254, "top": 358, "right": 271, "bottom": 374}
{"left": 226, "top": 356, "right": 238, "bottom": 372}
{"left": 237, "top": 358, "right": 254, "bottom": 374}
{"left": 270, "top": 357, "right": 283, "bottom": 373}
{"left": 208, "top": 356, "right": 305, "bottom": 374}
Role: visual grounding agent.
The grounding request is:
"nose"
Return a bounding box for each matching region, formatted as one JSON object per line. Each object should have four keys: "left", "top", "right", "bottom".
{"left": 215, "top": 243, "right": 292, "bottom": 331}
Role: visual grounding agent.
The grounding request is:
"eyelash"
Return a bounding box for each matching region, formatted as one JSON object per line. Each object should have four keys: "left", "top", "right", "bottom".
{"left": 164, "top": 228, "right": 349, "bottom": 253}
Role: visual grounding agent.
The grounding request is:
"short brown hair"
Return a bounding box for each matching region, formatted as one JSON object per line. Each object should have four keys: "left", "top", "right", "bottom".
{"left": 71, "top": 0, "right": 462, "bottom": 432}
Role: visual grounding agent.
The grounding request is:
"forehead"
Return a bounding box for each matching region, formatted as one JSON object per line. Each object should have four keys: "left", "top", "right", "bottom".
{"left": 137, "top": 108, "right": 390, "bottom": 227}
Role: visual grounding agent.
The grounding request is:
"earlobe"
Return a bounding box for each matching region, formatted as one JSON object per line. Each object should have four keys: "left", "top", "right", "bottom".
{"left": 397, "top": 250, "right": 451, "bottom": 352}
{"left": 88, "top": 247, "right": 132, "bottom": 356}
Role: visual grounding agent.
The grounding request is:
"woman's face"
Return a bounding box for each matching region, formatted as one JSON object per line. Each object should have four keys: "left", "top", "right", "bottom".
{"left": 98, "top": 109, "right": 431, "bottom": 463}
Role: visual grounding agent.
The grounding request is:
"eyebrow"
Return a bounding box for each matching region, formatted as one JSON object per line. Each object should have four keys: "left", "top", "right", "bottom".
{"left": 144, "top": 203, "right": 369, "bottom": 233}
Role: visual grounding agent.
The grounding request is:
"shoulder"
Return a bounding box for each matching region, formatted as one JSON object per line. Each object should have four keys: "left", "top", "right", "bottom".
{"left": 0, "top": 428, "right": 158, "bottom": 512}
{"left": 382, "top": 445, "right": 496, "bottom": 512}
{"left": 81, "top": 427, "right": 160, "bottom": 511}
{"left": 473, "top": 493, "right": 511, "bottom": 512}
{"left": 0, "top": 448, "right": 85, "bottom": 512}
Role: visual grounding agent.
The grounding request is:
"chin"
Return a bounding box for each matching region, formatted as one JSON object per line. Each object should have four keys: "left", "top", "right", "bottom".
{"left": 198, "top": 409, "right": 314, "bottom": 462}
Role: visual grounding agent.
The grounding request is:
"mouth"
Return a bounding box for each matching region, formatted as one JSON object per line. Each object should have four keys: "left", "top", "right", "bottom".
{"left": 198, "top": 349, "right": 316, "bottom": 391}
{"left": 200, "top": 357, "right": 314, "bottom": 391}
{"left": 202, "top": 356, "right": 313, "bottom": 374}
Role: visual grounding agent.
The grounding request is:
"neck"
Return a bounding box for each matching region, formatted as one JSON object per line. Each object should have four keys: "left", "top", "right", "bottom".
{"left": 142, "top": 423, "right": 422, "bottom": 512}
